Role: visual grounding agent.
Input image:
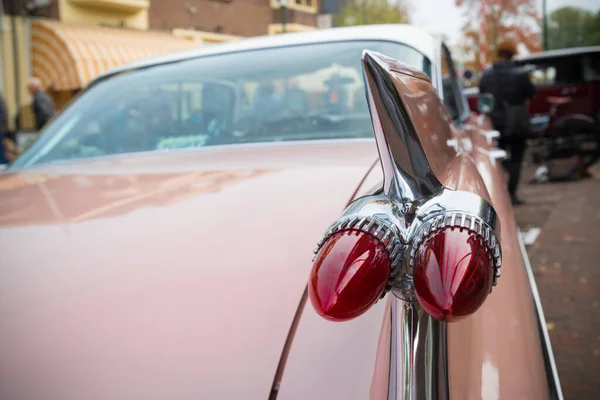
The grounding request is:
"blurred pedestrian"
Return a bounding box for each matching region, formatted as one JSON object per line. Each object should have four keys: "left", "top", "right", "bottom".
{"left": 27, "top": 77, "right": 55, "bottom": 131}
{"left": 0, "top": 92, "right": 9, "bottom": 164}
{"left": 479, "top": 39, "right": 536, "bottom": 206}
{"left": 0, "top": 92, "right": 7, "bottom": 133}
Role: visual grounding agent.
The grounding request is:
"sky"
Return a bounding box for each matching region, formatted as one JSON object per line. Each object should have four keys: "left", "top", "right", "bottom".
{"left": 410, "top": 0, "right": 599, "bottom": 47}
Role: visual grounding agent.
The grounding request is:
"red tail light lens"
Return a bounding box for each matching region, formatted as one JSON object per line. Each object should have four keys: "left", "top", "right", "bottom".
{"left": 309, "top": 230, "right": 390, "bottom": 322}
{"left": 413, "top": 226, "right": 493, "bottom": 322}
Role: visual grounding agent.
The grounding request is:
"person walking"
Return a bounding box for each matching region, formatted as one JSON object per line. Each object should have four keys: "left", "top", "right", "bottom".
{"left": 27, "top": 77, "right": 55, "bottom": 131}
{"left": 479, "top": 39, "right": 536, "bottom": 205}
{"left": 0, "top": 92, "right": 9, "bottom": 164}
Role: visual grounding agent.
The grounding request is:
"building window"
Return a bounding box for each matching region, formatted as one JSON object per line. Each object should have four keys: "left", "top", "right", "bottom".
{"left": 270, "top": 0, "right": 318, "bottom": 14}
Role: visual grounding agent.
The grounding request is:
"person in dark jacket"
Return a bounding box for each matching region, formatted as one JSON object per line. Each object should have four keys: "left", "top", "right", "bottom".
{"left": 479, "top": 39, "right": 536, "bottom": 205}
{"left": 27, "top": 77, "right": 55, "bottom": 131}
{"left": 0, "top": 92, "right": 9, "bottom": 164}
{"left": 0, "top": 92, "right": 7, "bottom": 134}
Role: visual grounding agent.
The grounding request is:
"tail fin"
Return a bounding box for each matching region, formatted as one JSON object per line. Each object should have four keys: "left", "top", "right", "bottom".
{"left": 362, "top": 50, "right": 443, "bottom": 203}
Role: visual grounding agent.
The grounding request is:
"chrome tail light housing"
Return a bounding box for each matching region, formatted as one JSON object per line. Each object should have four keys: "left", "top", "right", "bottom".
{"left": 307, "top": 50, "right": 502, "bottom": 323}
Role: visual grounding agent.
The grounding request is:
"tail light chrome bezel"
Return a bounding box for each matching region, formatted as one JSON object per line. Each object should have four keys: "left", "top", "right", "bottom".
{"left": 406, "top": 189, "right": 502, "bottom": 290}
{"left": 312, "top": 213, "right": 404, "bottom": 279}
{"left": 409, "top": 211, "right": 501, "bottom": 288}
{"left": 309, "top": 188, "right": 502, "bottom": 317}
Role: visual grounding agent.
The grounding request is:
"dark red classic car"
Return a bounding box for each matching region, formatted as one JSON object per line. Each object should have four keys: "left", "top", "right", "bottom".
{"left": 466, "top": 47, "right": 600, "bottom": 178}
{"left": 467, "top": 46, "right": 600, "bottom": 122}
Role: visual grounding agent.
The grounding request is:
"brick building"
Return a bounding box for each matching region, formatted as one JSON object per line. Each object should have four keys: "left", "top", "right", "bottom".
{"left": 149, "top": 0, "right": 321, "bottom": 38}
{"left": 3, "top": 0, "right": 324, "bottom": 36}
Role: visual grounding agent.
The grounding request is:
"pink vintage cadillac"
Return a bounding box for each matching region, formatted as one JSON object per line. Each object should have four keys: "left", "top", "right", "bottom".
{"left": 0, "top": 25, "right": 561, "bottom": 399}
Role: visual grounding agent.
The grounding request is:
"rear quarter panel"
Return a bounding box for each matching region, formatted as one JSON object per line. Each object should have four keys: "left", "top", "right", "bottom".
{"left": 391, "top": 69, "right": 549, "bottom": 398}
{"left": 350, "top": 70, "right": 549, "bottom": 398}
{"left": 449, "top": 115, "right": 550, "bottom": 399}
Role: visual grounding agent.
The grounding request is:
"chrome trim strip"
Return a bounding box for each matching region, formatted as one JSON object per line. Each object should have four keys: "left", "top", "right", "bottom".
{"left": 432, "top": 38, "right": 443, "bottom": 98}
{"left": 388, "top": 298, "right": 399, "bottom": 400}
{"left": 517, "top": 228, "right": 564, "bottom": 400}
{"left": 389, "top": 298, "right": 449, "bottom": 400}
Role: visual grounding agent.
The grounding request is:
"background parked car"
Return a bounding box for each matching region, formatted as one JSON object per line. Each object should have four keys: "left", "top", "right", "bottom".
{"left": 466, "top": 46, "right": 600, "bottom": 127}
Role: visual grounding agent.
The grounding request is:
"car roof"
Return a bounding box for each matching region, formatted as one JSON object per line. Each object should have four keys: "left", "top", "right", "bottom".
{"left": 516, "top": 46, "right": 600, "bottom": 62}
{"left": 93, "top": 24, "right": 439, "bottom": 84}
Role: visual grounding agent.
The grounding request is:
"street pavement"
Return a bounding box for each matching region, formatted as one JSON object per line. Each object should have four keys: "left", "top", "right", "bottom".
{"left": 514, "top": 163, "right": 600, "bottom": 400}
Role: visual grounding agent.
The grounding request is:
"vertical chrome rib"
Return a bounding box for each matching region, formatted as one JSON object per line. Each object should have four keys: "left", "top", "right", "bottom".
{"left": 390, "top": 298, "right": 449, "bottom": 400}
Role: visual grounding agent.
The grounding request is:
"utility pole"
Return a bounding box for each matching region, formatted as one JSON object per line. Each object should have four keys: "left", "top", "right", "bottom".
{"left": 278, "top": 0, "right": 289, "bottom": 33}
{"left": 8, "top": 0, "right": 22, "bottom": 131}
{"left": 542, "top": 0, "right": 548, "bottom": 50}
{"left": 0, "top": 1, "right": 4, "bottom": 102}
{"left": 281, "top": 4, "right": 286, "bottom": 33}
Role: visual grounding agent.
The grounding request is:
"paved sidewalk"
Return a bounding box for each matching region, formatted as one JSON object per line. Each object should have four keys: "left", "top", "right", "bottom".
{"left": 515, "top": 164, "right": 600, "bottom": 399}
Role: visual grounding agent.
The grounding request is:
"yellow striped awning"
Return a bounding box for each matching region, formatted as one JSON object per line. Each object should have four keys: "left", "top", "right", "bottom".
{"left": 31, "top": 20, "right": 200, "bottom": 91}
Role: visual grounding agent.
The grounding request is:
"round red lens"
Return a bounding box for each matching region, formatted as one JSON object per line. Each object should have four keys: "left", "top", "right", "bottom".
{"left": 309, "top": 230, "right": 390, "bottom": 322}
{"left": 413, "top": 226, "right": 493, "bottom": 322}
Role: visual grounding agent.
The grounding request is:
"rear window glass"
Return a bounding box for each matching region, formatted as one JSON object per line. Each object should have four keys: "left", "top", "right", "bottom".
{"left": 12, "top": 40, "right": 431, "bottom": 168}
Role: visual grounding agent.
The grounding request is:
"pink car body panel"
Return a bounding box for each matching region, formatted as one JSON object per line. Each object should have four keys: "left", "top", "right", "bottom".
{"left": 0, "top": 24, "right": 558, "bottom": 400}
{"left": 0, "top": 142, "right": 383, "bottom": 400}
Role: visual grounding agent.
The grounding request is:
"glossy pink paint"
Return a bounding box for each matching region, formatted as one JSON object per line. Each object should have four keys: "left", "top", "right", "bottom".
{"left": 0, "top": 141, "right": 380, "bottom": 400}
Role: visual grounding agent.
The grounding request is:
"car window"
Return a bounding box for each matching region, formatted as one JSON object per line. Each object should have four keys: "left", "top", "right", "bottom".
{"left": 13, "top": 40, "right": 432, "bottom": 168}
{"left": 524, "top": 55, "right": 583, "bottom": 86}
{"left": 440, "top": 44, "right": 468, "bottom": 123}
{"left": 528, "top": 65, "right": 557, "bottom": 86}
{"left": 583, "top": 52, "right": 600, "bottom": 82}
